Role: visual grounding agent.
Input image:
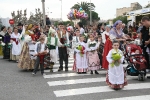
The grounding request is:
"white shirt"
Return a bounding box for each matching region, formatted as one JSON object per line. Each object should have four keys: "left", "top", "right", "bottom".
{"left": 80, "top": 28, "right": 85, "bottom": 34}
{"left": 102, "top": 31, "right": 109, "bottom": 44}
{"left": 34, "top": 42, "right": 46, "bottom": 54}
{"left": 56, "top": 31, "right": 69, "bottom": 44}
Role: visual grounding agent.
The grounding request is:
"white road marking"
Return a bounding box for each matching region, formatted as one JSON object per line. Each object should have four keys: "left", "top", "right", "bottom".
{"left": 104, "top": 95, "right": 150, "bottom": 100}
{"left": 54, "top": 83, "right": 150, "bottom": 97}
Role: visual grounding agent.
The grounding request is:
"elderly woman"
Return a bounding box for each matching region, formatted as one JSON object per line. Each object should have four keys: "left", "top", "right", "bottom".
{"left": 102, "top": 20, "right": 127, "bottom": 70}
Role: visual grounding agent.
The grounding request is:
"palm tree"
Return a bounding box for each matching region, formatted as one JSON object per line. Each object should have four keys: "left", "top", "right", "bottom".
{"left": 71, "top": 1, "right": 95, "bottom": 12}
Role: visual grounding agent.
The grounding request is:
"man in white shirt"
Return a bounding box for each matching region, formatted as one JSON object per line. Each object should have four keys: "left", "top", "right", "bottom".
{"left": 57, "top": 22, "right": 69, "bottom": 71}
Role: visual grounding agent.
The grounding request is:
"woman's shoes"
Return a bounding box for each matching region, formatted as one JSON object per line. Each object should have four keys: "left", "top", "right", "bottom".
{"left": 90, "top": 70, "right": 99, "bottom": 74}
{"left": 95, "top": 70, "right": 99, "bottom": 74}
{"left": 90, "top": 71, "right": 93, "bottom": 74}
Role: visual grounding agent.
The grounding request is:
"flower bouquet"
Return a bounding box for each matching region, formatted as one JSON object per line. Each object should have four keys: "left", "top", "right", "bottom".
{"left": 76, "top": 45, "right": 85, "bottom": 57}
{"left": 110, "top": 49, "right": 122, "bottom": 67}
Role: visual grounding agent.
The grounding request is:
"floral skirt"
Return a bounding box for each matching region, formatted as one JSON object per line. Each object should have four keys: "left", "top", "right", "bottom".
{"left": 44, "top": 52, "right": 51, "bottom": 69}
{"left": 18, "top": 43, "right": 35, "bottom": 70}
{"left": 87, "top": 51, "right": 100, "bottom": 71}
{"left": 106, "top": 70, "right": 128, "bottom": 89}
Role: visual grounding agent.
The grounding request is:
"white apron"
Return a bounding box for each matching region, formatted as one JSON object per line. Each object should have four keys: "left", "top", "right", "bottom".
{"left": 11, "top": 33, "right": 21, "bottom": 55}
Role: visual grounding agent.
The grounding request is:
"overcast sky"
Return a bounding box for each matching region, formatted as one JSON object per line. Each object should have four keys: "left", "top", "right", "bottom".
{"left": 0, "top": 0, "right": 149, "bottom": 21}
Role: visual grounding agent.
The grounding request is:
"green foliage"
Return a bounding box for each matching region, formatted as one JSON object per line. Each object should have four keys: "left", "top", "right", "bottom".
{"left": 53, "top": 21, "right": 74, "bottom": 27}
{"left": 113, "top": 16, "right": 127, "bottom": 24}
{"left": 71, "top": 2, "right": 95, "bottom": 12}
{"left": 54, "top": 21, "right": 59, "bottom": 26}
{"left": 63, "top": 21, "right": 74, "bottom": 26}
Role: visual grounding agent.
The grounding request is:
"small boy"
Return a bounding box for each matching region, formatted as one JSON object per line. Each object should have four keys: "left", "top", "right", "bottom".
{"left": 97, "top": 36, "right": 104, "bottom": 67}
{"left": 32, "top": 36, "right": 49, "bottom": 76}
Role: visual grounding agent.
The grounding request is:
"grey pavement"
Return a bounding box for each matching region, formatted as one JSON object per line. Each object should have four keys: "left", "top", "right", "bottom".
{"left": 0, "top": 56, "right": 150, "bottom": 100}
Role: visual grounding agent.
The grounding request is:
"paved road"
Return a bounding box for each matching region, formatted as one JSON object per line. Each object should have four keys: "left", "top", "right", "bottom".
{"left": 0, "top": 55, "right": 150, "bottom": 100}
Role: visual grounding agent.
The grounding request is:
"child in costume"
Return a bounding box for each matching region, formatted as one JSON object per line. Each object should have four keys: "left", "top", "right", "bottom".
{"left": 32, "top": 36, "right": 49, "bottom": 76}
{"left": 97, "top": 36, "right": 104, "bottom": 67}
{"left": 47, "top": 27, "right": 64, "bottom": 72}
{"left": 74, "top": 35, "right": 88, "bottom": 74}
{"left": 106, "top": 41, "right": 127, "bottom": 89}
{"left": 87, "top": 33, "right": 100, "bottom": 74}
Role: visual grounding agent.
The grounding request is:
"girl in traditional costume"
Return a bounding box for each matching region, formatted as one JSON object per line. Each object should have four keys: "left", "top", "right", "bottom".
{"left": 72, "top": 29, "right": 80, "bottom": 71}
{"left": 46, "top": 27, "right": 63, "bottom": 72}
{"left": 10, "top": 27, "right": 21, "bottom": 62}
{"left": 106, "top": 41, "right": 127, "bottom": 89}
{"left": 74, "top": 35, "right": 88, "bottom": 74}
{"left": 87, "top": 33, "right": 100, "bottom": 74}
{"left": 18, "top": 24, "right": 36, "bottom": 70}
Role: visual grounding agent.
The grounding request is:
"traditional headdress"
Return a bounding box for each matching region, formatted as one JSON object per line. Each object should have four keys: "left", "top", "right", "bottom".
{"left": 49, "top": 27, "right": 56, "bottom": 35}
{"left": 25, "top": 24, "right": 34, "bottom": 35}
{"left": 26, "top": 24, "right": 34, "bottom": 31}
{"left": 113, "top": 20, "right": 122, "bottom": 28}
{"left": 47, "top": 27, "right": 58, "bottom": 48}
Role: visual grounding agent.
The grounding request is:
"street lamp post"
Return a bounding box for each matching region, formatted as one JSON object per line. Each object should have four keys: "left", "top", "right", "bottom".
{"left": 60, "top": 0, "right": 62, "bottom": 21}
{"left": 41, "top": 0, "right": 46, "bottom": 27}
{"left": 90, "top": 0, "right": 92, "bottom": 25}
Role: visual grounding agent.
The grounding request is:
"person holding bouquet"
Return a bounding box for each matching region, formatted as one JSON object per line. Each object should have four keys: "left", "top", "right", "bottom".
{"left": 87, "top": 33, "right": 100, "bottom": 74}
{"left": 74, "top": 35, "right": 88, "bottom": 74}
{"left": 32, "top": 36, "right": 49, "bottom": 76}
{"left": 106, "top": 41, "right": 127, "bottom": 90}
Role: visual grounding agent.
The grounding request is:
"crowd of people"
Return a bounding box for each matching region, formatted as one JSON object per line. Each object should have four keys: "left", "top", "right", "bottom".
{"left": 0, "top": 16, "right": 150, "bottom": 90}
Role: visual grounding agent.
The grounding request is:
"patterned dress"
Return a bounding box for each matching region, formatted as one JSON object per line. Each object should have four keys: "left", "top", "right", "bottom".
{"left": 18, "top": 30, "right": 36, "bottom": 70}
{"left": 87, "top": 40, "right": 100, "bottom": 71}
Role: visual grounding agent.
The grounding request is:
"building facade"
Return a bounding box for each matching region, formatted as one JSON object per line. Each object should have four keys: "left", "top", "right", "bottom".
{"left": 116, "top": 2, "right": 142, "bottom": 17}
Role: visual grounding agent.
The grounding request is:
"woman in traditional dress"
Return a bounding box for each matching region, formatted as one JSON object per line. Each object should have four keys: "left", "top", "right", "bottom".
{"left": 3, "top": 27, "right": 12, "bottom": 59}
{"left": 87, "top": 33, "right": 100, "bottom": 74}
{"left": 102, "top": 25, "right": 111, "bottom": 44}
{"left": 0, "top": 26, "right": 6, "bottom": 56}
{"left": 106, "top": 41, "right": 127, "bottom": 89}
{"left": 18, "top": 24, "right": 36, "bottom": 70}
{"left": 45, "top": 27, "right": 63, "bottom": 72}
{"left": 102, "top": 20, "right": 126, "bottom": 70}
{"left": 74, "top": 35, "right": 88, "bottom": 74}
{"left": 10, "top": 27, "right": 21, "bottom": 62}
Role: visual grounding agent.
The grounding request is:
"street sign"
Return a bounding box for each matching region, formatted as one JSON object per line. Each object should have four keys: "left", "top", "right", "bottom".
{"left": 9, "top": 19, "right": 14, "bottom": 25}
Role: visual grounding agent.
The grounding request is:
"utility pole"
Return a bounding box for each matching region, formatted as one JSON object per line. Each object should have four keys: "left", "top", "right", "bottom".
{"left": 60, "top": 0, "right": 62, "bottom": 21}
{"left": 41, "top": 0, "right": 46, "bottom": 27}
{"left": 90, "top": 0, "right": 92, "bottom": 25}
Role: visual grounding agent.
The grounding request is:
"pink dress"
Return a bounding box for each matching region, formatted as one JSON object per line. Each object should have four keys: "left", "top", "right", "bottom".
{"left": 87, "top": 40, "right": 100, "bottom": 71}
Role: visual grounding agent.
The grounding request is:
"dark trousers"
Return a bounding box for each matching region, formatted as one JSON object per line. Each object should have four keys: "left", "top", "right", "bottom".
{"left": 98, "top": 53, "right": 102, "bottom": 66}
{"left": 58, "top": 47, "right": 68, "bottom": 69}
{"left": 143, "top": 47, "right": 150, "bottom": 69}
{"left": 33, "top": 56, "right": 44, "bottom": 74}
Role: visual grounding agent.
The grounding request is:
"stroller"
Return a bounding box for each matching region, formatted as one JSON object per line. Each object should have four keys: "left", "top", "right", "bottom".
{"left": 125, "top": 43, "right": 147, "bottom": 81}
